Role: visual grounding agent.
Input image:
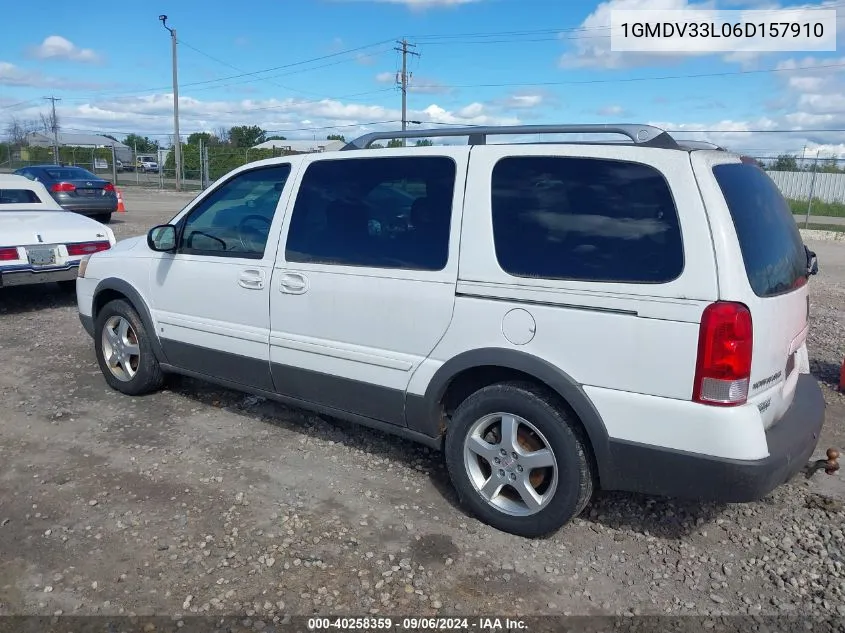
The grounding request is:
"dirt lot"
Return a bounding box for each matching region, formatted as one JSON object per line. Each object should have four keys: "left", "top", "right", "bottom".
{"left": 1, "top": 188, "right": 844, "bottom": 620}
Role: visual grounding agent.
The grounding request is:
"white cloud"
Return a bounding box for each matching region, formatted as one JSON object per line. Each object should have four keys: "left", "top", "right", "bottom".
{"left": 0, "top": 61, "right": 112, "bottom": 90}
{"left": 495, "top": 93, "right": 545, "bottom": 109}
{"left": 28, "top": 36, "right": 101, "bottom": 63}
{"left": 376, "top": 71, "right": 451, "bottom": 94}
{"left": 2, "top": 92, "right": 520, "bottom": 142}
{"left": 597, "top": 104, "right": 626, "bottom": 116}
{"left": 355, "top": 52, "right": 379, "bottom": 65}
{"left": 558, "top": 0, "right": 841, "bottom": 70}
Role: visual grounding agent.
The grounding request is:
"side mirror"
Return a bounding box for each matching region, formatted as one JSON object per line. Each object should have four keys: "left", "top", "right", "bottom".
{"left": 805, "top": 245, "right": 819, "bottom": 276}
{"left": 148, "top": 224, "right": 177, "bottom": 252}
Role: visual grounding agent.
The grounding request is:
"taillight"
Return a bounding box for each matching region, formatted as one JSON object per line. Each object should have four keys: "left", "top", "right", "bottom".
{"left": 103, "top": 183, "right": 115, "bottom": 192}
{"left": 693, "top": 301, "right": 753, "bottom": 406}
{"left": 0, "top": 247, "right": 19, "bottom": 261}
{"left": 52, "top": 182, "right": 76, "bottom": 192}
{"left": 66, "top": 241, "right": 111, "bottom": 256}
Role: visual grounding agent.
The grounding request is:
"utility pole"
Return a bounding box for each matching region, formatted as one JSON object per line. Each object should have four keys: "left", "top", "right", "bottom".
{"left": 43, "top": 96, "right": 61, "bottom": 164}
{"left": 159, "top": 15, "right": 182, "bottom": 191}
{"left": 394, "top": 39, "right": 419, "bottom": 146}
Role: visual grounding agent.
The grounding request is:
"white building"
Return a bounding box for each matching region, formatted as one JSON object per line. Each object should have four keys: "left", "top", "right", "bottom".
{"left": 252, "top": 139, "right": 346, "bottom": 153}
{"left": 25, "top": 132, "right": 133, "bottom": 163}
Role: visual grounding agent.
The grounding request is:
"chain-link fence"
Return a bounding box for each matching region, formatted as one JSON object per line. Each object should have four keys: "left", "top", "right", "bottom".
{"left": 751, "top": 153, "right": 845, "bottom": 224}
{"left": 0, "top": 142, "right": 298, "bottom": 193}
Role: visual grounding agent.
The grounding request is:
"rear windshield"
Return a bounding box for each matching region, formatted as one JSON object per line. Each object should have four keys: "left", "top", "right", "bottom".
{"left": 712, "top": 162, "right": 806, "bottom": 297}
{"left": 45, "top": 167, "right": 97, "bottom": 180}
{"left": 0, "top": 189, "right": 42, "bottom": 205}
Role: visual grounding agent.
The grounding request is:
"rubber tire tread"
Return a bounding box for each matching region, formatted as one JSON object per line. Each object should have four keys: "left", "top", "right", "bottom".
{"left": 94, "top": 298, "right": 164, "bottom": 396}
{"left": 444, "top": 380, "right": 594, "bottom": 538}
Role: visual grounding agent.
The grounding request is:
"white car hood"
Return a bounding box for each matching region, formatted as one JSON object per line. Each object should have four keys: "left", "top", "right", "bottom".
{"left": 0, "top": 210, "right": 114, "bottom": 247}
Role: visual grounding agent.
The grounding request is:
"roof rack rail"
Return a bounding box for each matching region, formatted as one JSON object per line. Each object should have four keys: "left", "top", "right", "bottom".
{"left": 341, "top": 124, "right": 680, "bottom": 151}
{"left": 675, "top": 139, "right": 727, "bottom": 151}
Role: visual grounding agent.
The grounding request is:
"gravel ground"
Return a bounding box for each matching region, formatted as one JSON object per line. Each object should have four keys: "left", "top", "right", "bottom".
{"left": 0, "top": 188, "right": 844, "bottom": 621}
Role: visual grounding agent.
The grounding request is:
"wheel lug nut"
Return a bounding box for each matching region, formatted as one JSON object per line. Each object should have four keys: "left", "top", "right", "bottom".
{"left": 494, "top": 457, "right": 500, "bottom": 464}
{"left": 510, "top": 473, "right": 517, "bottom": 481}
{"left": 511, "top": 452, "right": 518, "bottom": 460}
{"left": 498, "top": 469, "right": 505, "bottom": 478}
{"left": 500, "top": 449, "right": 507, "bottom": 456}
{"left": 516, "top": 465, "right": 523, "bottom": 473}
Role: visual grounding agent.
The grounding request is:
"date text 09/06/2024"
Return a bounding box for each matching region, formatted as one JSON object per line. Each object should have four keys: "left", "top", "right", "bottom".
{"left": 307, "top": 617, "right": 528, "bottom": 631}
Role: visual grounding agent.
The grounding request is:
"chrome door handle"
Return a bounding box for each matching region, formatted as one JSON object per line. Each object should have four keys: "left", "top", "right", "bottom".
{"left": 238, "top": 269, "right": 265, "bottom": 290}
{"left": 278, "top": 272, "right": 308, "bottom": 294}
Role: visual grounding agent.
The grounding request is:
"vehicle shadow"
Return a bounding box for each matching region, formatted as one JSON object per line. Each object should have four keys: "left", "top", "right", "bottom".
{"left": 0, "top": 284, "right": 77, "bottom": 315}
{"left": 810, "top": 360, "right": 842, "bottom": 390}
{"left": 165, "top": 374, "right": 727, "bottom": 539}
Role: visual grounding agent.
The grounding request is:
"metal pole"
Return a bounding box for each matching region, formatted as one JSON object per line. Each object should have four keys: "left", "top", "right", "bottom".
{"left": 43, "top": 96, "right": 61, "bottom": 163}
{"left": 805, "top": 150, "right": 819, "bottom": 229}
{"left": 111, "top": 144, "right": 117, "bottom": 183}
{"left": 394, "top": 39, "right": 419, "bottom": 147}
{"left": 203, "top": 145, "right": 209, "bottom": 189}
{"left": 160, "top": 15, "right": 182, "bottom": 192}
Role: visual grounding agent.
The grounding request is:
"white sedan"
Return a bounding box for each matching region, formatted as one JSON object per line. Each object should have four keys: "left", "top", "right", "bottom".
{"left": 0, "top": 174, "right": 116, "bottom": 291}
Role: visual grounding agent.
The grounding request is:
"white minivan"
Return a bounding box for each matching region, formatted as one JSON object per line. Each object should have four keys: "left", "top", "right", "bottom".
{"left": 75, "top": 124, "right": 825, "bottom": 537}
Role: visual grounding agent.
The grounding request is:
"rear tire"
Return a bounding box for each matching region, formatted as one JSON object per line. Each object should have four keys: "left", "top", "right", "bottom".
{"left": 444, "top": 381, "right": 594, "bottom": 538}
{"left": 95, "top": 213, "right": 112, "bottom": 224}
{"left": 57, "top": 279, "right": 76, "bottom": 293}
{"left": 94, "top": 299, "right": 164, "bottom": 396}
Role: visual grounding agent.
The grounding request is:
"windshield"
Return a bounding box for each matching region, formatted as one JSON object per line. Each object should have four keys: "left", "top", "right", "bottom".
{"left": 45, "top": 167, "right": 98, "bottom": 180}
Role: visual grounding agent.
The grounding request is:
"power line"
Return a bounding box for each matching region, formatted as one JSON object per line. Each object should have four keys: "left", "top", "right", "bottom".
{"left": 66, "top": 38, "right": 398, "bottom": 103}
{"left": 406, "top": 60, "right": 845, "bottom": 90}
{"left": 177, "top": 38, "right": 360, "bottom": 101}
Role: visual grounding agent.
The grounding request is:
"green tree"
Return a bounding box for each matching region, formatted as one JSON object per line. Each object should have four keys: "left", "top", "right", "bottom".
{"left": 415, "top": 139, "right": 433, "bottom": 146}
{"left": 266, "top": 135, "right": 288, "bottom": 141}
{"left": 123, "top": 134, "right": 159, "bottom": 153}
{"left": 228, "top": 125, "right": 267, "bottom": 148}
{"left": 327, "top": 134, "right": 345, "bottom": 142}
{"left": 187, "top": 132, "right": 222, "bottom": 146}
{"left": 772, "top": 154, "right": 798, "bottom": 171}
{"left": 387, "top": 139, "right": 403, "bottom": 148}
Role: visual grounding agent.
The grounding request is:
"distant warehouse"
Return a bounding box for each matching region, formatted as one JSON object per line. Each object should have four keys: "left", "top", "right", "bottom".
{"left": 24, "top": 131, "right": 133, "bottom": 164}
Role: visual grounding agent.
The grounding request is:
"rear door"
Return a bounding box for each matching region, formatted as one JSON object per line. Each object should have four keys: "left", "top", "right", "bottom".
{"left": 691, "top": 152, "right": 811, "bottom": 428}
{"left": 268, "top": 148, "right": 468, "bottom": 426}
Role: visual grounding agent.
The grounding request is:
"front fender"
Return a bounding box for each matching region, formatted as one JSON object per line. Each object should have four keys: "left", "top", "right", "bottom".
{"left": 93, "top": 278, "right": 168, "bottom": 363}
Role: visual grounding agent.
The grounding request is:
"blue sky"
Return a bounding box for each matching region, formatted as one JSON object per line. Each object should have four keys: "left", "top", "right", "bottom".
{"left": 1, "top": 0, "right": 844, "bottom": 155}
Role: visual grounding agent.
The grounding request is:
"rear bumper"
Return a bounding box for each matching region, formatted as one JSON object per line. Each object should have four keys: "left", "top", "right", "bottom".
{"left": 0, "top": 264, "right": 79, "bottom": 288}
{"left": 56, "top": 198, "right": 117, "bottom": 214}
{"left": 605, "top": 373, "right": 826, "bottom": 502}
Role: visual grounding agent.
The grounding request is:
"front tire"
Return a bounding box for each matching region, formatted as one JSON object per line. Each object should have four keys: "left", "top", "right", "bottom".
{"left": 444, "top": 381, "right": 594, "bottom": 538}
{"left": 94, "top": 299, "right": 164, "bottom": 396}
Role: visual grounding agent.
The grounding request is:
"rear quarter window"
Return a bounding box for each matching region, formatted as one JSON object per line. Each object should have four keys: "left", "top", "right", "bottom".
{"left": 712, "top": 162, "right": 807, "bottom": 298}
{"left": 490, "top": 156, "right": 684, "bottom": 283}
{"left": 0, "top": 189, "right": 42, "bottom": 204}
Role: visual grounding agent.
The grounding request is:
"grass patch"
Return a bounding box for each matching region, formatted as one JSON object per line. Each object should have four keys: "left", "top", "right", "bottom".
{"left": 787, "top": 198, "right": 845, "bottom": 218}
{"left": 801, "top": 223, "right": 845, "bottom": 233}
